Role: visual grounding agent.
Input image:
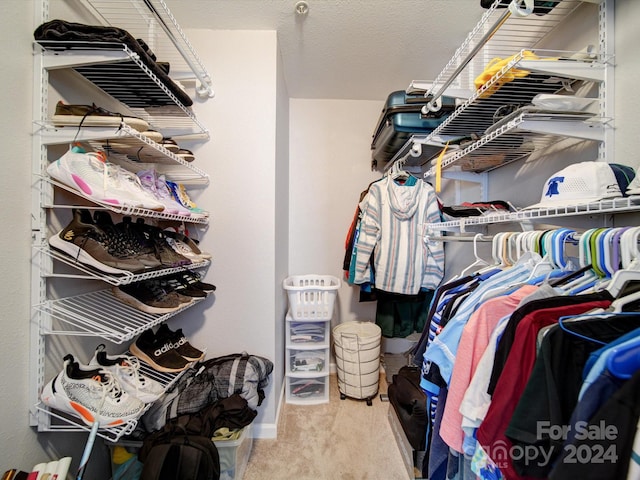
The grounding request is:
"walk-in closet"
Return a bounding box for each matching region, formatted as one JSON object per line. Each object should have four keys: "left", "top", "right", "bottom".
{"left": 2, "top": 0, "right": 640, "bottom": 479}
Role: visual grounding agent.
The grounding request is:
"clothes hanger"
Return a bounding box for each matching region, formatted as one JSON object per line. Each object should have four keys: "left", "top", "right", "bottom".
{"left": 610, "top": 289, "right": 640, "bottom": 313}
{"left": 621, "top": 226, "right": 640, "bottom": 269}
{"left": 549, "top": 264, "right": 594, "bottom": 288}
{"left": 519, "top": 229, "right": 567, "bottom": 284}
{"left": 555, "top": 229, "right": 599, "bottom": 293}
{"left": 606, "top": 334, "right": 640, "bottom": 379}
{"left": 459, "top": 233, "right": 491, "bottom": 277}
{"left": 557, "top": 312, "right": 612, "bottom": 346}
{"left": 599, "top": 228, "right": 620, "bottom": 278}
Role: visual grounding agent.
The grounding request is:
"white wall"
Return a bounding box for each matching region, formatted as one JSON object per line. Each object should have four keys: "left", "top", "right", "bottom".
{"left": 0, "top": 0, "right": 47, "bottom": 471}
{"left": 177, "top": 29, "right": 284, "bottom": 436}
{"left": 288, "top": 99, "right": 382, "bottom": 330}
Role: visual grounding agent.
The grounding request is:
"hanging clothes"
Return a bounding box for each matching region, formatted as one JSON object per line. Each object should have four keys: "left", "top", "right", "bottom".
{"left": 475, "top": 300, "right": 614, "bottom": 480}
{"left": 549, "top": 368, "right": 640, "bottom": 479}
{"left": 353, "top": 175, "right": 444, "bottom": 295}
{"left": 505, "top": 314, "right": 640, "bottom": 478}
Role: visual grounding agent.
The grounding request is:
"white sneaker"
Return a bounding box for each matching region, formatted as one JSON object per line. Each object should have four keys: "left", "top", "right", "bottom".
{"left": 137, "top": 169, "right": 191, "bottom": 216}
{"left": 47, "top": 147, "right": 145, "bottom": 209}
{"left": 88, "top": 344, "right": 164, "bottom": 403}
{"left": 114, "top": 166, "right": 166, "bottom": 212}
{"left": 40, "top": 354, "right": 145, "bottom": 427}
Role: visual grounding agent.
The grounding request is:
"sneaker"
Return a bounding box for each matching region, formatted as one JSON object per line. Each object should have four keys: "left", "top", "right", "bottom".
{"left": 40, "top": 354, "right": 145, "bottom": 427}
{"left": 176, "top": 148, "right": 195, "bottom": 162}
{"left": 49, "top": 209, "right": 147, "bottom": 274}
{"left": 47, "top": 147, "right": 140, "bottom": 208}
{"left": 140, "top": 130, "right": 163, "bottom": 143}
{"left": 130, "top": 329, "right": 190, "bottom": 373}
{"left": 148, "top": 226, "right": 192, "bottom": 267}
{"left": 93, "top": 211, "right": 161, "bottom": 268}
{"left": 112, "top": 280, "right": 182, "bottom": 314}
{"left": 114, "top": 167, "right": 166, "bottom": 212}
{"left": 161, "top": 274, "right": 208, "bottom": 298}
{"left": 160, "top": 138, "right": 180, "bottom": 153}
{"left": 137, "top": 169, "right": 191, "bottom": 216}
{"left": 155, "top": 173, "right": 193, "bottom": 217}
{"left": 157, "top": 276, "right": 196, "bottom": 304}
{"left": 156, "top": 324, "right": 205, "bottom": 362}
{"left": 114, "top": 216, "right": 161, "bottom": 266}
{"left": 51, "top": 101, "right": 150, "bottom": 132}
{"left": 165, "top": 180, "right": 209, "bottom": 218}
{"left": 88, "top": 344, "right": 164, "bottom": 403}
{"left": 164, "top": 234, "right": 209, "bottom": 264}
{"left": 178, "top": 271, "right": 216, "bottom": 293}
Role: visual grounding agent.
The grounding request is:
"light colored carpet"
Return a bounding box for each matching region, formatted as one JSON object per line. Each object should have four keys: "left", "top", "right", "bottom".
{"left": 243, "top": 373, "right": 410, "bottom": 480}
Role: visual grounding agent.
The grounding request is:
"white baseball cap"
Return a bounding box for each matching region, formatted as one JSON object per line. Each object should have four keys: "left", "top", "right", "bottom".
{"left": 524, "top": 161, "right": 622, "bottom": 210}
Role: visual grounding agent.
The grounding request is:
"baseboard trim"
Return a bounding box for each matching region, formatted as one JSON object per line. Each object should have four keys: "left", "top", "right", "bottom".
{"left": 252, "top": 378, "right": 285, "bottom": 439}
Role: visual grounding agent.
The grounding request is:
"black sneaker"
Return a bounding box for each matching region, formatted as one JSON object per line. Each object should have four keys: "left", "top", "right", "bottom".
{"left": 134, "top": 220, "right": 191, "bottom": 267}
{"left": 117, "top": 216, "right": 159, "bottom": 262}
{"left": 93, "top": 211, "right": 161, "bottom": 268}
{"left": 130, "top": 329, "right": 190, "bottom": 373}
{"left": 178, "top": 271, "right": 216, "bottom": 293}
{"left": 49, "top": 209, "right": 146, "bottom": 274}
{"left": 158, "top": 277, "right": 198, "bottom": 303}
{"left": 156, "top": 324, "right": 204, "bottom": 362}
{"left": 165, "top": 273, "right": 208, "bottom": 298}
{"left": 112, "top": 280, "right": 182, "bottom": 314}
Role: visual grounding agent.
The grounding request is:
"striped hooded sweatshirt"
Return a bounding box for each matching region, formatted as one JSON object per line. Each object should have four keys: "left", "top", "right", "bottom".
{"left": 354, "top": 175, "right": 444, "bottom": 295}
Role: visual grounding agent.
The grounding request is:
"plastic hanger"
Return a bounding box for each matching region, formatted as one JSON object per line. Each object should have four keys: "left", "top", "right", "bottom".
{"left": 549, "top": 264, "right": 594, "bottom": 288}
{"left": 459, "top": 233, "right": 491, "bottom": 277}
{"left": 599, "top": 228, "right": 620, "bottom": 278}
{"left": 621, "top": 227, "right": 640, "bottom": 269}
{"left": 559, "top": 229, "right": 600, "bottom": 294}
{"left": 606, "top": 334, "right": 640, "bottom": 379}
{"left": 610, "top": 289, "right": 640, "bottom": 313}
{"left": 605, "top": 260, "right": 640, "bottom": 298}
{"left": 520, "top": 229, "right": 569, "bottom": 284}
{"left": 557, "top": 312, "right": 612, "bottom": 346}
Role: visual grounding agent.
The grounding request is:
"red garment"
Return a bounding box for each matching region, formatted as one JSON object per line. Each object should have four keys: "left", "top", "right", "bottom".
{"left": 476, "top": 300, "right": 612, "bottom": 480}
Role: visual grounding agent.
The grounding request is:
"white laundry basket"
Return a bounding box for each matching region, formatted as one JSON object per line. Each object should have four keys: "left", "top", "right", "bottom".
{"left": 333, "top": 321, "right": 382, "bottom": 406}
{"left": 283, "top": 275, "right": 341, "bottom": 320}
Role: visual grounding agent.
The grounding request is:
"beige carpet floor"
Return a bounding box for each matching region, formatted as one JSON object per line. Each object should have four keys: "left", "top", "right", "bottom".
{"left": 243, "top": 373, "right": 411, "bottom": 480}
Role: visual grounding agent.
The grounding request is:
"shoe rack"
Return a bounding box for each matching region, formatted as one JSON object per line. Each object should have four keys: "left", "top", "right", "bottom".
{"left": 31, "top": 0, "right": 214, "bottom": 441}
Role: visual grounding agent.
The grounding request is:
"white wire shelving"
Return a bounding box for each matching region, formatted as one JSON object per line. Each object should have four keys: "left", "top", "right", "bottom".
{"left": 35, "top": 288, "right": 207, "bottom": 343}
{"left": 427, "top": 197, "right": 640, "bottom": 234}
{"left": 388, "top": 1, "right": 610, "bottom": 175}
{"left": 416, "top": 0, "right": 592, "bottom": 112}
{"left": 31, "top": 0, "right": 214, "bottom": 436}
{"left": 37, "top": 42, "right": 209, "bottom": 137}
{"left": 81, "top": 0, "right": 214, "bottom": 99}
{"left": 424, "top": 111, "right": 604, "bottom": 176}
{"left": 34, "top": 244, "right": 210, "bottom": 285}
{"left": 38, "top": 123, "right": 210, "bottom": 185}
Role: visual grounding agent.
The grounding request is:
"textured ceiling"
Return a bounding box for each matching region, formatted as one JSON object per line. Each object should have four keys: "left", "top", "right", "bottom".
{"left": 164, "top": 0, "right": 485, "bottom": 101}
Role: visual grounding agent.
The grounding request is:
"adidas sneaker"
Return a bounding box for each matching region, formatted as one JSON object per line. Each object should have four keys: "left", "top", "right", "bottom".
{"left": 156, "top": 324, "right": 205, "bottom": 362}
{"left": 130, "top": 329, "right": 190, "bottom": 373}
{"left": 88, "top": 344, "right": 164, "bottom": 403}
{"left": 40, "top": 354, "right": 145, "bottom": 427}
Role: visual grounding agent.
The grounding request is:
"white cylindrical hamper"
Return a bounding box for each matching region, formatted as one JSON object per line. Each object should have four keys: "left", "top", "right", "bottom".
{"left": 333, "top": 321, "right": 382, "bottom": 406}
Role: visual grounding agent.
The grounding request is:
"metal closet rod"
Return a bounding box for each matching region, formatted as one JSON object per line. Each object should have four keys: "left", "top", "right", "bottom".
{"left": 426, "top": 0, "right": 527, "bottom": 108}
